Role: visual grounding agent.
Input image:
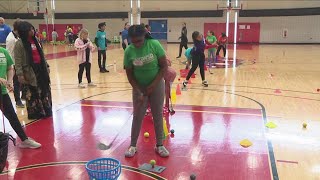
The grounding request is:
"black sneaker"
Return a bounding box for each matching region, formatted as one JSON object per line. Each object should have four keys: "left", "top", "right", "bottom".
{"left": 103, "top": 68, "right": 109, "bottom": 73}
{"left": 176, "top": 56, "right": 181, "bottom": 58}
{"left": 16, "top": 101, "right": 25, "bottom": 108}
{"left": 182, "top": 80, "right": 188, "bottom": 88}
{"left": 100, "top": 69, "right": 106, "bottom": 73}
{"left": 202, "top": 80, "right": 208, "bottom": 87}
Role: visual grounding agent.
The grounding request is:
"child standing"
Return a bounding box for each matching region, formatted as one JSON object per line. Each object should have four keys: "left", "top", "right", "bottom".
{"left": 74, "top": 29, "right": 96, "bottom": 88}
{"left": 182, "top": 32, "right": 217, "bottom": 88}
{"left": 41, "top": 29, "right": 47, "bottom": 44}
{"left": 206, "top": 30, "right": 217, "bottom": 67}
{"left": 95, "top": 22, "right": 108, "bottom": 73}
{"left": 51, "top": 29, "right": 58, "bottom": 45}
{"left": 216, "top": 33, "right": 228, "bottom": 57}
{"left": 67, "top": 27, "right": 74, "bottom": 46}
{"left": 0, "top": 47, "right": 41, "bottom": 148}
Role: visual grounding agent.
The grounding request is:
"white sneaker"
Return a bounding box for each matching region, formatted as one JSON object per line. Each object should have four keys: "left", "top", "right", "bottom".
{"left": 78, "top": 83, "right": 86, "bottom": 88}
{"left": 155, "top": 145, "right": 169, "bottom": 157}
{"left": 125, "top": 146, "right": 137, "bottom": 158}
{"left": 20, "top": 138, "right": 41, "bottom": 149}
{"left": 88, "top": 82, "right": 97, "bottom": 87}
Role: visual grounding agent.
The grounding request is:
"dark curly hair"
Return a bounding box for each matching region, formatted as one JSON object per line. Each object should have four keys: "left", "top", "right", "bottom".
{"left": 128, "top": 24, "right": 153, "bottom": 39}
{"left": 192, "top": 31, "right": 201, "bottom": 43}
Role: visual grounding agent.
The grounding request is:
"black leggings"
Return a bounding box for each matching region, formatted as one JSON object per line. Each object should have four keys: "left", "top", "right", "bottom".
{"left": 186, "top": 53, "right": 205, "bottom": 81}
{"left": 13, "top": 73, "right": 22, "bottom": 103}
{"left": 78, "top": 62, "right": 91, "bottom": 83}
{"left": 98, "top": 50, "right": 106, "bottom": 70}
{"left": 178, "top": 43, "right": 188, "bottom": 57}
{"left": 216, "top": 45, "right": 226, "bottom": 57}
{"left": 0, "top": 94, "right": 27, "bottom": 141}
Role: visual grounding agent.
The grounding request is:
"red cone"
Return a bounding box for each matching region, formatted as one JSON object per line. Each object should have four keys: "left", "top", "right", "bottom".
{"left": 176, "top": 84, "right": 181, "bottom": 95}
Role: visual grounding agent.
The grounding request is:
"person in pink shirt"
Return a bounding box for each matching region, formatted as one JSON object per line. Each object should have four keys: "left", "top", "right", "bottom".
{"left": 74, "top": 28, "right": 96, "bottom": 88}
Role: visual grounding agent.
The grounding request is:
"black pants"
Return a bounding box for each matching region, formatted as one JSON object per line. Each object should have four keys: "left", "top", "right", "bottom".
{"left": 98, "top": 50, "right": 106, "bottom": 70}
{"left": 186, "top": 53, "right": 205, "bottom": 81}
{"left": 216, "top": 45, "right": 226, "bottom": 57}
{"left": 178, "top": 43, "right": 188, "bottom": 57}
{"left": 0, "top": 94, "right": 27, "bottom": 141}
{"left": 13, "top": 74, "right": 22, "bottom": 103}
{"left": 68, "top": 35, "right": 73, "bottom": 44}
{"left": 78, "top": 62, "right": 91, "bottom": 83}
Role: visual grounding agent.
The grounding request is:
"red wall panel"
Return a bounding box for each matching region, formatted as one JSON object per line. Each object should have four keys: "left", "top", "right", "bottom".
{"left": 39, "top": 24, "right": 83, "bottom": 41}
{"left": 204, "top": 22, "right": 260, "bottom": 43}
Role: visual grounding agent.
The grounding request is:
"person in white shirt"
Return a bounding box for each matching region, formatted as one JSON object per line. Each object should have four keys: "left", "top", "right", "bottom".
{"left": 6, "top": 19, "right": 25, "bottom": 108}
{"left": 51, "top": 29, "right": 58, "bottom": 45}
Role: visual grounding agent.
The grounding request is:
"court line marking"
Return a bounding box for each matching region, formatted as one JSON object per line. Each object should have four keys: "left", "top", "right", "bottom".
{"left": 16, "top": 88, "right": 278, "bottom": 179}
{"left": 0, "top": 161, "right": 167, "bottom": 180}
{"left": 188, "top": 87, "right": 279, "bottom": 180}
{"left": 277, "top": 160, "right": 299, "bottom": 164}
{"left": 80, "top": 104, "right": 264, "bottom": 117}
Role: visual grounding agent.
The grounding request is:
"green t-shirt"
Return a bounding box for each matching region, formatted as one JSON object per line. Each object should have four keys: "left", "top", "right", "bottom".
{"left": 206, "top": 35, "right": 217, "bottom": 51}
{"left": 124, "top": 39, "right": 166, "bottom": 86}
{"left": 0, "top": 47, "right": 14, "bottom": 95}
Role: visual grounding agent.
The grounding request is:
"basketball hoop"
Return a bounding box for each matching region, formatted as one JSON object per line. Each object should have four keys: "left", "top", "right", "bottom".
{"left": 33, "top": 11, "right": 38, "bottom": 16}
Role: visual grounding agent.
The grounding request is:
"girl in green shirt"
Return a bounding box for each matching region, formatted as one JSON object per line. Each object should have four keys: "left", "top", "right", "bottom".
{"left": 123, "top": 25, "right": 169, "bottom": 158}
{"left": 206, "top": 30, "right": 217, "bottom": 67}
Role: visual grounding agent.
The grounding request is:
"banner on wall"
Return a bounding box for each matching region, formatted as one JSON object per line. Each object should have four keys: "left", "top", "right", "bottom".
{"left": 282, "top": 28, "right": 288, "bottom": 38}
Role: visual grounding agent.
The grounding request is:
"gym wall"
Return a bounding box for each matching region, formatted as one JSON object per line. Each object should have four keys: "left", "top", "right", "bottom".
{"left": 1, "top": 1, "right": 320, "bottom": 43}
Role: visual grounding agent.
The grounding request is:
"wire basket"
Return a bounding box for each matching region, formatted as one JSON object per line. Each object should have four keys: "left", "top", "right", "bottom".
{"left": 86, "top": 158, "right": 121, "bottom": 180}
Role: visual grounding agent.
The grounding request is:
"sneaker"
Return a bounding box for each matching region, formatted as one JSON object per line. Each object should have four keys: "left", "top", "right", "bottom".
{"left": 202, "top": 80, "right": 208, "bottom": 87}
{"left": 155, "top": 145, "right": 169, "bottom": 157}
{"left": 78, "top": 83, "right": 86, "bottom": 88}
{"left": 16, "top": 101, "right": 25, "bottom": 108}
{"left": 182, "top": 80, "right": 188, "bottom": 88}
{"left": 176, "top": 56, "right": 181, "bottom": 58}
{"left": 88, "top": 82, "right": 97, "bottom": 87}
{"left": 103, "top": 68, "right": 110, "bottom": 73}
{"left": 19, "top": 138, "right": 41, "bottom": 149}
{"left": 125, "top": 146, "right": 137, "bottom": 158}
{"left": 100, "top": 69, "right": 106, "bottom": 73}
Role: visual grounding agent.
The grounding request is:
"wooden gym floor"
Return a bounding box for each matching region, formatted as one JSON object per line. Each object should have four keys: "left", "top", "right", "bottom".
{"left": 0, "top": 43, "right": 320, "bottom": 180}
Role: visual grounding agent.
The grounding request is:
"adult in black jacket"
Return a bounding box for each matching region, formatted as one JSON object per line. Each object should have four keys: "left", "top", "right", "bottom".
{"left": 177, "top": 22, "right": 188, "bottom": 58}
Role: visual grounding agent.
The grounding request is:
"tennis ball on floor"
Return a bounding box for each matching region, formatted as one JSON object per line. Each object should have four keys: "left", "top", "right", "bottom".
{"left": 170, "top": 129, "right": 175, "bottom": 134}
{"left": 150, "top": 159, "right": 156, "bottom": 166}
{"left": 144, "top": 132, "right": 150, "bottom": 138}
{"left": 303, "top": 123, "right": 307, "bottom": 128}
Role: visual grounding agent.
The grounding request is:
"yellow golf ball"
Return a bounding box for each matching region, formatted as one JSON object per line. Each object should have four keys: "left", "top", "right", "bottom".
{"left": 144, "top": 132, "right": 150, "bottom": 138}
{"left": 303, "top": 123, "right": 307, "bottom": 128}
{"left": 150, "top": 159, "right": 156, "bottom": 166}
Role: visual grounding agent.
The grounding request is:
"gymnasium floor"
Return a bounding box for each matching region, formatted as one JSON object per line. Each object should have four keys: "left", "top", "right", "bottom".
{"left": 1, "top": 43, "right": 320, "bottom": 180}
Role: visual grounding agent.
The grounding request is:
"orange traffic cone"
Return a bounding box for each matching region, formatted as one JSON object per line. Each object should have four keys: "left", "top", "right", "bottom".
{"left": 176, "top": 84, "right": 181, "bottom": 95}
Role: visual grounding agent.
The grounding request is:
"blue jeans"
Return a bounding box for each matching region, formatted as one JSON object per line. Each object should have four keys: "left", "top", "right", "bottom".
{"left": 208, "top": 49, "right": 216, "bottom": 66}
